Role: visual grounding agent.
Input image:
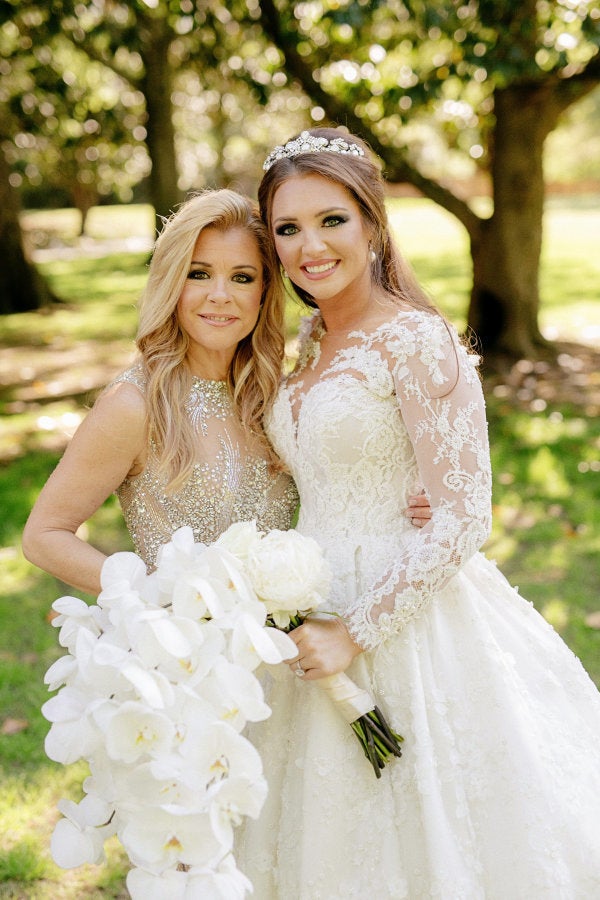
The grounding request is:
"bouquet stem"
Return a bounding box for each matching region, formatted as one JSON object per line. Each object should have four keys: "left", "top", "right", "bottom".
{"left": 317, "top": 672, "right": 403, "bottom": 778}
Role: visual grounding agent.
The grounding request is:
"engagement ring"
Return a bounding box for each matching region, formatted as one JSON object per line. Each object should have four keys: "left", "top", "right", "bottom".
{"left": 293, "top": 661, "right": 305, "bottom": 677}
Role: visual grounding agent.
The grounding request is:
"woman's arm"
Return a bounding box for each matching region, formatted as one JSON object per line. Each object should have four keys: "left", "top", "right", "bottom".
{"left": 345, "top": 316, "right": 492, "bottom": 651}
{"left": 22, "top": 382, "right": 147, "bottom": 595}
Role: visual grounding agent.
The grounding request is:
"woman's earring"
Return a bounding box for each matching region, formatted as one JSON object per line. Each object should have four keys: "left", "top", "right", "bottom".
{"left": 369, "top": 247, "right": 377, "bottom": 264}
{"left": 281, "top": 267, "right": 289, "bottom": 279}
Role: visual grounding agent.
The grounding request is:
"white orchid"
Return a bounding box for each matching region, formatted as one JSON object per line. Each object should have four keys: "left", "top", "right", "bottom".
{"left": 196, "top": 656, "right": 272, "bottom": 730}
{"left": 187, "top": 852, "right": 254, "bottom": 900}
{"left": 230, "top": 607, "right": 297, "bottom": 670}
{"left": 207, "top": 774, "right": 268, "bottom": 846}
{"left": 50, "top": 595, "right": 103, "bottom": 654}
{"left": 178, "top": 720, "right": 264, "bottom": 788}
{"left": 43, "top": 521, "right": 334, "bottom": 894}
{"left": 126, "top": 855, "right": 253, "bottom": 900}
{"left": 120, "top": 807, "right": 226, "bottom": 871}
{"left": 100, "top": 549, "right": 148, "bottom": 594}
{"left": 44, "top": 653, "right": 77, "bottom": 692}
{"left": 42, "top": 686, "right": 102, "bottom": 764}
{"left": 103, "top": 700, "right": 176, "bottom": 764}
{"left": 126, "top": 866, "right": 189, "bottom": 900}
{"left": 50, "top": 795, "right": 116, "bottom": 868}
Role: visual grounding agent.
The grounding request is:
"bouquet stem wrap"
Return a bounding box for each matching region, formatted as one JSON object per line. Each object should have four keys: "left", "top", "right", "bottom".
{"left": 315, "top": 672, "right": 404, "bottom": 778}
{"left": 317, "top": 672, "right": 375, "bottom": 724}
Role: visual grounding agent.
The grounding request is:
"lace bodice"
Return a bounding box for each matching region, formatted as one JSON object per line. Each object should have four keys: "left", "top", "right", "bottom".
{"left": 266, "top": 309, "right": 492, "bottom": 650}
{"left": 114, "top": 365, "right": 298, "bottom": 568}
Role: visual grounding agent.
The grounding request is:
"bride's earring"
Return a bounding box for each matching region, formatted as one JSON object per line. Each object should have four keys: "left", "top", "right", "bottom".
{"left": 369, "top": 245, "right": 377, "bottom": 264}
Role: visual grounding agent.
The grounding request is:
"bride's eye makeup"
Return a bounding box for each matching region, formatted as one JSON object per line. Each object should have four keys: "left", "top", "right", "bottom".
{"left": 322, "top": 214, "right": 348, "bottom": 227}
{"left": 274, "top": 223, "right": 299, "bottom": 237}
{"left": 187, "top": 268, "right": 209, "bottom": 280}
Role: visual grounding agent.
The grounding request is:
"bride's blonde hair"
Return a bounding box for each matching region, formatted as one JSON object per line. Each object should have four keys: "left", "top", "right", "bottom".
{"left": 136, "top": 189, "right": 285, "bottom": 490}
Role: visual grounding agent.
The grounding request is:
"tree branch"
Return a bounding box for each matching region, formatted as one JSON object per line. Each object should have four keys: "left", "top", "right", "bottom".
{"left": 258, "top": 0, "right": 483, "bottom": 239}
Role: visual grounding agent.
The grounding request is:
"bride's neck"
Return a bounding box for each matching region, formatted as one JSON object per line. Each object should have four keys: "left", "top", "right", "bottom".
{"left": 318, "top": 291, "right": 395, "bottom": 336}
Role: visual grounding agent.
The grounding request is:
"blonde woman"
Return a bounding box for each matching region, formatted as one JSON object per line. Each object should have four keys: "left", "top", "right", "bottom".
{"left": 23, "top": 190, "right": 299, "bottom": 592}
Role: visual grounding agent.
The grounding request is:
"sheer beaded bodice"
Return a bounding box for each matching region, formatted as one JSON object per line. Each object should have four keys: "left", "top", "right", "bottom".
{"left": 266, "top": 309, "right": 493, "bottom": 649}
{"left": 114, "top": 365, "right": 298, "bottom": 568}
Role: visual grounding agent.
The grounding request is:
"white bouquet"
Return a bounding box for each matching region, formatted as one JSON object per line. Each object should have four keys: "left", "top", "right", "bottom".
{"left": 42, "top": 522, "right": 402, "bottom": 898}
{"left": 42, "top": 526, "right": 296, "bottom": 898}
{"left": 218, "top": 523, "right": 404, "bottom": 778}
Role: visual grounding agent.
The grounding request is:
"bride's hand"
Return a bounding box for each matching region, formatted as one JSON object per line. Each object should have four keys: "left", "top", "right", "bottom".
{"left": 288, "top": 616, "right": 362, "bottom": 681}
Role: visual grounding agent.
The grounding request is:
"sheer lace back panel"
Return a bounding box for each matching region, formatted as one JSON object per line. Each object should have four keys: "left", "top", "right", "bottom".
{"left": 114, "top": 365, "right": 298, "bottom": 568}
{"left": 266, "top": 309, "right": 493, "bottom": 649}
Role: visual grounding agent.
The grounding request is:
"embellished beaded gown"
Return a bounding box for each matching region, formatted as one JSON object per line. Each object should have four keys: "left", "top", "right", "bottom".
{"left": 113, "top": 365, "right": 298, "bottom": 568}
{"left": 237, "top": 309, "right": 600, "bottom": 899}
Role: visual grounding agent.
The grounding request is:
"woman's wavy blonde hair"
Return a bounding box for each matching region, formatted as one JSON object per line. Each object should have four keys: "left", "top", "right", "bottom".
{"left": 136, "top": 189, "right": 285, "bottom": 491}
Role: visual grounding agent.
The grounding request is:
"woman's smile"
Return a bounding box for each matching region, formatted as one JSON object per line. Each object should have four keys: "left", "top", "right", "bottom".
{"left": 302, "top": 260, "right": 339, "bottom": 278}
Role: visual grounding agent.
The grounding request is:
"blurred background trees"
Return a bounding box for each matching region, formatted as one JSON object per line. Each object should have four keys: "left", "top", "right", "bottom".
{"left": 1, "top": 0, "right": 599, "bottom": 358}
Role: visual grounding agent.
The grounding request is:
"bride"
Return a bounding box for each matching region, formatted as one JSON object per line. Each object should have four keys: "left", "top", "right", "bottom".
{"left": 234, "top": 127, "right": 600, "bottom": 899}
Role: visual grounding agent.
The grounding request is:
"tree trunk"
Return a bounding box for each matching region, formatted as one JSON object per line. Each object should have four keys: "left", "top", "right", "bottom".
{"left": 0, "top": 150, "right": 57, "bottom": 314}
{"left": 140, "top": 19, "right": 183, "bottom": 232}
{"left": 467, "top": 83, "right": 565, "bottom": 358}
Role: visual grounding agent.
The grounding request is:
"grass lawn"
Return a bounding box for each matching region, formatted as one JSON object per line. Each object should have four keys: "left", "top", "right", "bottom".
{"left": 0, "top": 199, "right": 598, "bottom": 897}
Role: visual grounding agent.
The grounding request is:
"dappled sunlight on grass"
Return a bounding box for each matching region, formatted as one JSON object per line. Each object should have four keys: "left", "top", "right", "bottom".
{"left": 527, "top": 446, "right": 570, "bottom": 497}
{"left": 540, "top": 205, "right": 600, "bottom": 345}
{"left": 485, "top": 392, "right": 600, "bottom": 684}
{"left": 387, "top": 198, "right": 471, "bottom": 328}
{"left": 0, "top": 764, "right": 129, "bottom": 896}
{"left": 541, "top": 598, "right": 571, "bottom": 631}
{"left": 0, "top": 253, "right": 146, "bottom": 348}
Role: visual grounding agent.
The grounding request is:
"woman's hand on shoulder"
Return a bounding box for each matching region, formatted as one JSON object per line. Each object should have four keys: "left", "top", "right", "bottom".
{"left": 405, "top": 491, "right": 432, "bottom": 528}
{"left": 288, "top": 616, "right": 362, "bottom": 681}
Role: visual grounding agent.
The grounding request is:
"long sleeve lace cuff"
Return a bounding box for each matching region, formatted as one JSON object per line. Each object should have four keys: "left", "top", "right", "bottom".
{"left": 345, "top": 507, "right": 491, "bottom": 651}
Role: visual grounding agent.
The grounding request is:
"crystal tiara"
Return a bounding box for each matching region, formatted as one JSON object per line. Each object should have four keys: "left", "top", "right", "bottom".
{"left": 262, "top": 130, "right": 365, "bottom": 171}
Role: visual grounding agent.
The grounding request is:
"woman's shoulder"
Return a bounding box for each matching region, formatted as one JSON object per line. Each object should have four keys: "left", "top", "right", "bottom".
{"left": 94, "top": 364, "right": 147, "bottom": 427}
{"left": 110, "top": 362, "right": 147, "bottom": 393}
{"left": 374, "top": 306, "right": 480, "bottom": 391}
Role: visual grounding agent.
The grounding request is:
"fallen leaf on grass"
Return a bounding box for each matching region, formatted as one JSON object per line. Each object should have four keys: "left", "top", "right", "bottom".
{"left": 1, "top": 717, "right": 29, "bottom": 735}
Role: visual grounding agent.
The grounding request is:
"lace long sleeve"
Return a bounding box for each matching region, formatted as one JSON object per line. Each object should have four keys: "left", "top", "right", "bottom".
{"left": 345, "top": 315, "right": 493, "bottom": 650}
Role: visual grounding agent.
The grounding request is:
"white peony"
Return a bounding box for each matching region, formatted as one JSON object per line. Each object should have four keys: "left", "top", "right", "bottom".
{"left": 215, "top": 520, "right": 262, "bottom": 560}
{"left": 245, "top": 529, "right": 331, "bottom": 625}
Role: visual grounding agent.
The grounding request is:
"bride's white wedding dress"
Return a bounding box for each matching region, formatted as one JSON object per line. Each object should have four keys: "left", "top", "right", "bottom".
{"left": 237, "top": 308, "right": 600, "bottom": 899}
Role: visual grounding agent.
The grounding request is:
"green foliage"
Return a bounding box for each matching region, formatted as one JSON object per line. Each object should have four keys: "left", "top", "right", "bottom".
{"left": 273, "top": 0, "right": 600, "bottom": 174}
{"left": 0, "top": 12, "right": 149, "bottom": 211}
